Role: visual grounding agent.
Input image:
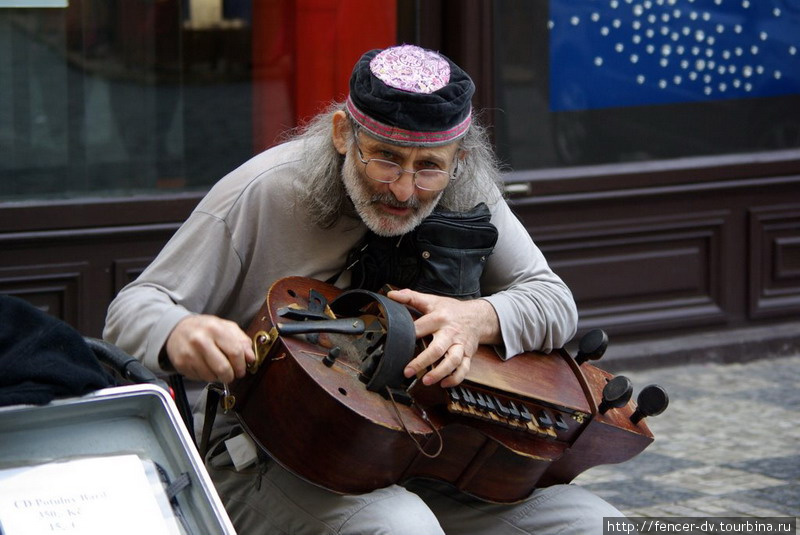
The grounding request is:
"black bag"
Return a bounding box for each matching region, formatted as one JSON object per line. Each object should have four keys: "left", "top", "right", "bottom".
{"left": 347, "top": 203, "right": 498, "bottom": 299}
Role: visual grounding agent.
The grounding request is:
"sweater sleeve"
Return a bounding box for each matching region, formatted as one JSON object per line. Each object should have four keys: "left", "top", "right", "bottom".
{"left": 480, "top": 200, "right": 578, "bottom": 357}
{"left": 103, "top": 211, "right": 244, "bottom": 374}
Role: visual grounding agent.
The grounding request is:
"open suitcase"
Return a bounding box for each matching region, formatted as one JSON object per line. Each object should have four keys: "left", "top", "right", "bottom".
{"left": 0, "top": 294, "right": 235, "bottom": 534}
{"left": 0, "top": 383, "right": 236, "bottom": 535}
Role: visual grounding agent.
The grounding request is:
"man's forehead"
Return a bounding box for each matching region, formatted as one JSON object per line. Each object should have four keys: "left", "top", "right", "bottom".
{"left": 360, "top": 132, "right": 459, "bottom": 158}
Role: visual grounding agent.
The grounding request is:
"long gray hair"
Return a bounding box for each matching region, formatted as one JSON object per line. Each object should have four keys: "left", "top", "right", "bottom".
{"left": 289, "top": 102, "right": 506, "bottom": 230}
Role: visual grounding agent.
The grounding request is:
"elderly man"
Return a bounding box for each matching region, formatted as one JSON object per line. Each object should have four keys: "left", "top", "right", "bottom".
{"left": 104, "top": 45, "right": 623, "bottom": 534}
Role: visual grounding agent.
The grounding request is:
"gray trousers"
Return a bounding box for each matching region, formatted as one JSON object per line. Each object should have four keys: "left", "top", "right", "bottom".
{"left": 208, "top": 454, "right": 625, "bottom": 535}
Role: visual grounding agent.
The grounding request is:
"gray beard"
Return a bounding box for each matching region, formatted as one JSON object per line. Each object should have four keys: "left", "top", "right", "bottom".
{"left": 341, "top": 153, "right": 441, "bottom": 237}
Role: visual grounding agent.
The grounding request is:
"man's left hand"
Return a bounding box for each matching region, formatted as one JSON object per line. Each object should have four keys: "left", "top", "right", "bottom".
{"left": 387, "top": 289, "right": 501, "bottom": 388}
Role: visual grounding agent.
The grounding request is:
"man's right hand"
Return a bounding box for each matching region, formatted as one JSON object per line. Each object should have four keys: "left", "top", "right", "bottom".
{"left": 165, "top": 314, "right": 255, "bottom": 384}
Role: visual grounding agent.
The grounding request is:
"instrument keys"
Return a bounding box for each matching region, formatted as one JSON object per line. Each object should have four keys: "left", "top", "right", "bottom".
{"left": 445, "top": 387, "right": 560, "bottom": 438}
{"left": 460, "top": 387, "right": 477, "bottom": 408}
{"left": 537, "top": 410, "right": 554, "bottom": 428}
{"left": 483, "top": 394, "right": 497, "bottom": 413}
{"left": 554, "top": 414, "right": 569, "bottom": 432}
{"left": 448, "top": 388, "right": 461, "bottom": 403}
{"left": 518, "top": 404, "right": 533, "bottom": 423}
{"left": 493, "top": 396, "right": 512, "bottom": 418}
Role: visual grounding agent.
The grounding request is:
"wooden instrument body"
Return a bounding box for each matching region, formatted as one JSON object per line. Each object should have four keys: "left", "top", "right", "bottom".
{"left": 231, "top": 277, "right": 653, "bottom": 503}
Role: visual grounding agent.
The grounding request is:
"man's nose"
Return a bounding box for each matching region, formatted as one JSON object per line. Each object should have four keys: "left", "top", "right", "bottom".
{"left": 388, "top": 170, "right": 416, "bottom": 203}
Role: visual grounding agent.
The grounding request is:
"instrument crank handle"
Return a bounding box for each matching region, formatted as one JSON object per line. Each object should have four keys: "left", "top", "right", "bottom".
{"left": 277, "top": 306, "right": 332, "bottom": 321}
{"left": 276, "top": 318, "right": 366, "bottom": 336}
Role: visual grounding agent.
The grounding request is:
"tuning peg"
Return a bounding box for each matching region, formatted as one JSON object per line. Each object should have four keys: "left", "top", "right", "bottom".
{"left": 323, "top": 346, "right": 341, "bottom": 367}
{"left": 575, "top": 329, "right": 609, "bottom": 365}
{"left": 630, "top": 384, "right": 669, "bottom": 424}
{"left": 598, "top": 375, "right": 633, "bottom": 414}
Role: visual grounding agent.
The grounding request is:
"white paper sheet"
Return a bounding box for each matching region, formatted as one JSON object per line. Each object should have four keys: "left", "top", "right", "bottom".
{"left": 0, "top": 454, "right": 182, "bottom": 535}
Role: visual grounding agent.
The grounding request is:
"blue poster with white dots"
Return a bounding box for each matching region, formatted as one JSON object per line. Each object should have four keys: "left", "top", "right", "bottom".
{"left": 549, "top": 0, "right": 800, "bottom": 111}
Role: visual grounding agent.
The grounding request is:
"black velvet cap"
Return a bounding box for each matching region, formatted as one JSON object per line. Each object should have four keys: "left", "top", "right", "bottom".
{"left": 346, "top": 45, "right": 475, "bottom": 147}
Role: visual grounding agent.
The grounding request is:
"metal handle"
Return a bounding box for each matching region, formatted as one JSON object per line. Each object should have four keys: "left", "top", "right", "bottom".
{"left": 277, "top": 318, "right": 366, "bottom": 336}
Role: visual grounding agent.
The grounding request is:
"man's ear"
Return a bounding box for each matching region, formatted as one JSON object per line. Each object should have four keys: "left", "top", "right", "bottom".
{"left": 455, "top": 148, "right": 468, "bottom": 175}
{"left": 331, "top": 111, "right": 350, "bottom": 155}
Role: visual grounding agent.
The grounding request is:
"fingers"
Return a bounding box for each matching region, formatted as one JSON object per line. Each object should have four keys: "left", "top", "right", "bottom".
{"left": 387, "top": 288, "right": 434, "bottom": 316}
{"left": 385, "top": 288, "right": 418, "bottom": 306}
{"left": 165, "top": 315, "right": 255, "bottom": 384}
{"left": 405, "top": 338, "right": 472, "bottom": 387}
{"left": 391, "top": 289, "right": 478, "bottom": 387}
{"left": 440, "top": 355, "right": 470, "bottom": 388}
{"left": 428, "top": 344, "right": 471, "bottom": 387}
{"left": 388, "top": 289, "right": 451, "bottom": 340}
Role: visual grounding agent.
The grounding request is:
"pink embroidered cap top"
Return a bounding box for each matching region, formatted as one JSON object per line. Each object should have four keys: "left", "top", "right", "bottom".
{"left": 369, "top": 45, "right": 451, "bottom": 94}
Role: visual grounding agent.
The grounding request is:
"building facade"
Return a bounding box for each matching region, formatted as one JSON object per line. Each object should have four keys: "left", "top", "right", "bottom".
{"left": 2, "top": 1, "right": 799, "bottom": 364}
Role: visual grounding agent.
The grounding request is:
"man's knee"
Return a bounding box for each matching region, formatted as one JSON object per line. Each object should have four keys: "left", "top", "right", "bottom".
{"left": 339, "top": 487, "right": 445, "bottom": 535}
{"left": 209, "top": 459, "right": 445, "bottom": 535}
{"left": 525, "top": 484, "right": 625, "bottom": 535}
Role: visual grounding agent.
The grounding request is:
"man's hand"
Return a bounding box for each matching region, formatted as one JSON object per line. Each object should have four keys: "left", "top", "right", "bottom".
{"left": 387, "top": 289, "right": 501, "bottom": 388}
{"left": 165, "top": 314, "right": 255, "bottom": 383}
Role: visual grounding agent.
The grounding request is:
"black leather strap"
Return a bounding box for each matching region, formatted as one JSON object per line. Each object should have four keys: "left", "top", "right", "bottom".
{"left": 199, "top": 386, "right": 221, "bottom": 458}
{"left": 330, "top": 289, "right": 416, "bottom": 393}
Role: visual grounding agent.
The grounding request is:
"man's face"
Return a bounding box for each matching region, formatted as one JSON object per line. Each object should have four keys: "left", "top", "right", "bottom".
{"left": 342, "top": 133, "right": 459, "bottom": 237}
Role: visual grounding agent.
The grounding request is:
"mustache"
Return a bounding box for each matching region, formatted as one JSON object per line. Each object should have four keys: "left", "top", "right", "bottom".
{"left": 367, "top": 192, "right": 421, "bottom": 210}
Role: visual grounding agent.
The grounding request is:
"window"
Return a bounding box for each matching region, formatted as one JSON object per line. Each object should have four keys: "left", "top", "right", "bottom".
{"left": 0, "top": 1, "right": 397, "bottom": 201}
{"left": 493, "top": 0, "right": 800, "bottom": 170}
{"left": 1, "top": 2, "right": 260, "bottom": 200}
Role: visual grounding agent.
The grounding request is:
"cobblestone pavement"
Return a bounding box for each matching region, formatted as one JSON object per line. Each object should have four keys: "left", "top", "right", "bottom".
{"left": 573, "top": 355, "right": 800, "bottom": 530}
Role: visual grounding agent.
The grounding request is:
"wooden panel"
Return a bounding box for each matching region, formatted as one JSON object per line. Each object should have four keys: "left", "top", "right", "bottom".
{"left": 749, "top": 204, "right": 800, "bottom": 319}
{"left": 113, "top": 257, "right": 155, "bottom": 294}
{"left": 0, "top": 263, "right": 87, "bottom": 326}
{"left": 533, "top": 212, "right": 730, "bottom": 335}
{"left": 0, "top": 223, "right": 180, "bottom": 336}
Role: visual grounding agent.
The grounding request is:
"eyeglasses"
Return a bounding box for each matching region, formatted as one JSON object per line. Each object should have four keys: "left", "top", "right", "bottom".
{"left": 355, "top": 143, "right": 456, "bottom": 192}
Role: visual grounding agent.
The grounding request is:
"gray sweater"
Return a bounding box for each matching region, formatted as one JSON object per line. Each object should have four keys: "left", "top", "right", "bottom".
{"left": 103, "top": 139, "right": 577, "bottom": 373}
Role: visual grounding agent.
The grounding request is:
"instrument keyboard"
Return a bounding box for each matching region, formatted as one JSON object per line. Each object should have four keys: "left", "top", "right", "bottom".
{"left": 446, "top": 385, "right": 585, "bottom": 439}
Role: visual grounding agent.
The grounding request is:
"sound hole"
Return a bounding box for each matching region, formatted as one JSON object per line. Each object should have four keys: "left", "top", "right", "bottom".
{"left": 338, "top": 387, "right": 348, "bottom": 396}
